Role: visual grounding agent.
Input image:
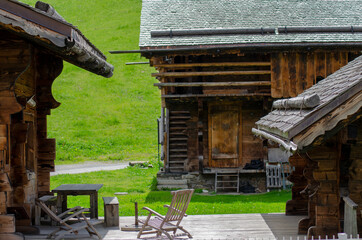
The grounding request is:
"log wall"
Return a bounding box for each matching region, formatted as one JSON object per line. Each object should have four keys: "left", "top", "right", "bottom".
{"left": 307, "top": 142, "right": 341, "bottom": 238}
{"left": 0, "top": 32, "right": 62, "bottom": 229}
{"left": 348, "top": 118, "right": 362, "bottom": 235}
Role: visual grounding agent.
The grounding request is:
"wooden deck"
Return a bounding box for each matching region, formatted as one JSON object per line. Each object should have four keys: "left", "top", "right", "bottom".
{"left": 25, "top": 213, "right": 306, "bottom": 240}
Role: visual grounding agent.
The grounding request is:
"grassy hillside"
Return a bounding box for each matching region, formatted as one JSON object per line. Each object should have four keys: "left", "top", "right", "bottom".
{"left": 22, "top": 0, "right": 159, "bottom": 163}
{"left": 51, "top": 167, "right": 291, "bottom": 216}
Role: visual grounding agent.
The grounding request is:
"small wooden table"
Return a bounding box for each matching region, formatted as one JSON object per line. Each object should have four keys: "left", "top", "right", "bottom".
{"left": 52, "top": 184, "right": 103, "bottom": 219}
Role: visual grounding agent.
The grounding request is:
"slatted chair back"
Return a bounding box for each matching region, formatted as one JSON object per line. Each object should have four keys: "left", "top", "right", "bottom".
{"left": 164, "top": 189, "right": 194, "bottom": 224}
{"left": 35, "top": 199, "right": 62, "bottom": 223}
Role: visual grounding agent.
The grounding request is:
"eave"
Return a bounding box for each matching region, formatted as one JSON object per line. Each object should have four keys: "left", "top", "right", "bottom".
{"left": 0, "top": 0, "right": 113, "bottom": 78}
{"left": 133, "top": 42, "right": 362, "bottom": 58}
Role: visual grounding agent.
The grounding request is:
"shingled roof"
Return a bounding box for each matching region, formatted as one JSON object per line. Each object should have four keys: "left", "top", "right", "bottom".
{"left": 253, "top": 55, "right": 362, "bottom": 151}
{"left": 140, "top": 0, "right": 362, "bottom": 49}
{"left": 0, "top": 0, "right": 113, "bottom": 77}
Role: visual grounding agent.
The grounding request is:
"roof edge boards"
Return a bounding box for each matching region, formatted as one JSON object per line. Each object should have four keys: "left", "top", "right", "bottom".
{"left": 288, "top": 80, "right": 362, "bottom": 138}
{"left": 133, "top": 42, "right": 362, "bottom": 56}
{"left": 252, "top": 128, "right": 297, "bottom": 153}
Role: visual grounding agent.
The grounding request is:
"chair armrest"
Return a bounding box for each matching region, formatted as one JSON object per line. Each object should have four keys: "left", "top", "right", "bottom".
{"left": 163, "top": 205, "right": 187, "bottom": 217}
{"left": 60, "top": 208, "right": 88, "bottom": 224}
{"left": 57, "top": 206, "right": 83, "bottom": 218}
{"left": 142, "top": 207, "right": 165, "bottom": 219}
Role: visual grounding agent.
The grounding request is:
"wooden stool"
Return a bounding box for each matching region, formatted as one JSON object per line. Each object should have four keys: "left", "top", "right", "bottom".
{"left": 103, "top": 197, "right": 119, "bottom": 227}
{"left": 35, "top": 195, "right": 57, "bottom": 226}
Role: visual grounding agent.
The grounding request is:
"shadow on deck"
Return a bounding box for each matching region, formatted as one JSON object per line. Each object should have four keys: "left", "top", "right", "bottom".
{"left": 24, "top": 213, "right": 305, "bottom": 240}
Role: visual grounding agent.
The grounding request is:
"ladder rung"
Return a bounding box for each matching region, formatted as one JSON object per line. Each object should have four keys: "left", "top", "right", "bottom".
{"left": 170, "top": 149, "right": 187, "bottom": 152}
{"left": 216, "top": 187, "right": 238, "bottom": 189}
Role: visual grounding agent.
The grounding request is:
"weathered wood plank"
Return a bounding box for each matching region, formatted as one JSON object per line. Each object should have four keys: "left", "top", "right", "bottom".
{"left": 0, "top": 173, "right": 12, "bottom": 192}
{"left": 154, "top": 62, "right": 271, "bottom": 68}
{"left": 288, "top": 52, "right": 297, "bottom": 97}
{"left": 281, "top": 53, "right": 289, "bottom": 98}
{"left": 296, "top": 53, "right": 307, "bottom": 94}
{"left": 152, "top": 70, "right": 271, "bottom": 77}
{"left": 306, "top": 52, "right": 315, "bottom": 88}
{"left": 0, "top": 214, "right": 15, "bottom": 233}
{"left": 315, "top": 52, "right": 326, "bottom": 79}
{"left": 154, "top": 81, "right": 271, "bottom": 87}
{"left": 271, "top": 53, "right": 283, "bottom": 98}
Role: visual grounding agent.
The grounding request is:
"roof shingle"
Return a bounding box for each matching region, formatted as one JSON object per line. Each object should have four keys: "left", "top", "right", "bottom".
{"left": 140, "top": 0, "right": 362, "bottom": 47}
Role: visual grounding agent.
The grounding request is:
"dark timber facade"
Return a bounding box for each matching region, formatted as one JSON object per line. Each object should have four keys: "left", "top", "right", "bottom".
{"left": 139, "top": 0, "right": 362, "bottom": 193}
{"left": 0, "top": 1, "right": 113, "bottom": 238}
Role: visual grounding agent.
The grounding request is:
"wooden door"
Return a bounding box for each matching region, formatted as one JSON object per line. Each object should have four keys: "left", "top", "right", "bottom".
{"left": 208, "top": 104, "right": 242, "bottom": 168}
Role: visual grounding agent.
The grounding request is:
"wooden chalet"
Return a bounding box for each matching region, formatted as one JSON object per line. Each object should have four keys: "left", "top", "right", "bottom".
{"left": 253, "top": 55, "right": 362, "bottom": 238}
{"left": 138, "top": 0, "right": 362, "bottom": 191}
{"left": 0, "top": 0, "right": 113, "bottom": 238}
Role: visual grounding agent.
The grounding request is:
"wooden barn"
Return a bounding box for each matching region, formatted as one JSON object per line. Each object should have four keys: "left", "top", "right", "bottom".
{"left": 137, "top": 0, "right": 362, "bottom": 191}
{"left": 253, "top": 55, "right": 361, "bottom": 238}
{"left": 0, "top": 0, "right": 113, "bottom": 238}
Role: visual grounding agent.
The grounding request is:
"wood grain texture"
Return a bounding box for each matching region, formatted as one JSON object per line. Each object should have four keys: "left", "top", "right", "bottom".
{"left": 208, "top": 104, "right": 242, "bottom": 168}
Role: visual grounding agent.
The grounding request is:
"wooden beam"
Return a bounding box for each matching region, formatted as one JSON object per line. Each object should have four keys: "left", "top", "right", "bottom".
{"left": 154, "top": 81, "right": 271, "bottom": 87}
{"left": 152, "top": 70, "right": 271, "bottom": 77}
{"left": 162, "top": 93, "right": 271, "bottom": 98}
{"left": 125, "top": 62, "right": 149, "bottom": 65}
{"left": 154, "top": 62, "right": 271, "bottom": 68}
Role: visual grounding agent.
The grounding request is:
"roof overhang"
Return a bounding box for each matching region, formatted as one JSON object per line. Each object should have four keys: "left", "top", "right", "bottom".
{"left": 254, "top": 91, "right": 362, "bottom": 152}
{"left": 134, "top": 42, "right": 362, "bottom": 57}
{"left": 0, "top": 0, "right": 113, "bottom": 78}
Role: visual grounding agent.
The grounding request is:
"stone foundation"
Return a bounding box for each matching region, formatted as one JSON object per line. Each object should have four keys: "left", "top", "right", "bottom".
{"left": 157, "top": 172, "right": 267, "bottom": 192}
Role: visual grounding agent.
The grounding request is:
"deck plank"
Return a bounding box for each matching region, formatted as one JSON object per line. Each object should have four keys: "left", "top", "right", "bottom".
{"left": 26, "top": 213, "right": 306, "bottom": 240}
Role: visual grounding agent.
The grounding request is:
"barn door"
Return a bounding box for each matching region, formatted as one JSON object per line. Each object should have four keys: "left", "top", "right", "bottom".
{"left": 208, "top": 104, "right": 241, "bottom": 168}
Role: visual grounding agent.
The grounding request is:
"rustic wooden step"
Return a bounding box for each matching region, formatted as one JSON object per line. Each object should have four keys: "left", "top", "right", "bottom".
{"left": 170, "top": 132, "right": 187, "bottom": 136}
{"left": 170, "top": 116, "right": 191, "bottom": 120}
{"left": 169, "top": 127, "right": 187, "bottom": 130}
{"left": 170, "top": 111, "right": 190, "bottom": 114}
{"left": 169, "top": 161, "right": 186, "bottom": 164}
{"left": 216, "top": 187, "right": 238, "bottom": 189}
{"left": 169, "top": 138, "right": 188, "bottom": 141}
{"left": 170, "top": 143, "right": 187, "bottom": 146}
{"left": 170, "top": 148, "right": 187, "bottom": 152}
{"left": 169, "top": 121, "right": 187, "bottom": 125}
{"left": 170, "top": 155, "right": 187, "bottom": 158}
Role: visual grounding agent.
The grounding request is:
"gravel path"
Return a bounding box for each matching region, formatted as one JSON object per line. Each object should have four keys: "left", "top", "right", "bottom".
{"left": 50, "top": 161, "right": 130, "bottom": 176}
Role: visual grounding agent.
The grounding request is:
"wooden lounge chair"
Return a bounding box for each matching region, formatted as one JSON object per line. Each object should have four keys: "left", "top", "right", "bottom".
{"left": 137, "top": 189, "right": 194, "bottom": 240}
{"left": 35, "top": 198, "right": 102, "bottom": 240}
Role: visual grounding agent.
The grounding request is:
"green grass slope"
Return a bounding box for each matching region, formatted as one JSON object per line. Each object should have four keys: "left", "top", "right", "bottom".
{"left": 51, "top": 167, "right": 291, "bottom": 216}
{"left": 22, "top": 0, "right": 159, "bottom": 163}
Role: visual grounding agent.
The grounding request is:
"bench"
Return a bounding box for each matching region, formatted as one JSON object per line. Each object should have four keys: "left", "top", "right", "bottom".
{"left": 103, "top": 197, "right": 119, "bottom": 227}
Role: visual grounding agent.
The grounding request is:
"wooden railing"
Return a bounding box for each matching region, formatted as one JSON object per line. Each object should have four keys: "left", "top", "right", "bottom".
{"left": 343, "top": 196, "right": 358, "bottom": 238}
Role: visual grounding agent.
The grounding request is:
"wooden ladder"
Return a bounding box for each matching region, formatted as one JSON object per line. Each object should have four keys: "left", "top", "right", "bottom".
{"left": 215, "top": 170, "right": 240, "bottom": 193}
{"left": 168, "top": 110, "right": 190, "bottom": 173}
